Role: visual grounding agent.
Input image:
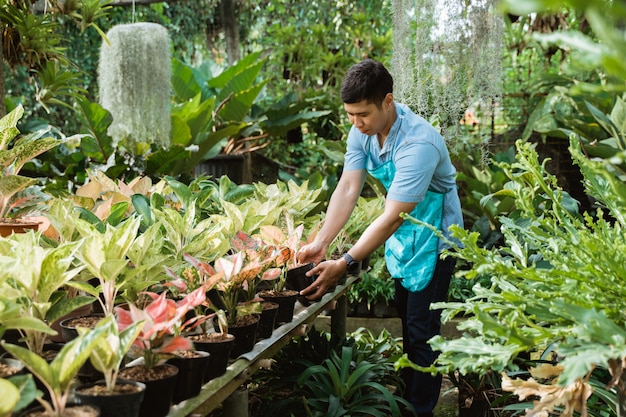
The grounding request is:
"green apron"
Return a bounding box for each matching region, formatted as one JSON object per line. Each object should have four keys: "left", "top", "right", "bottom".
{"left": 367, "top": 151, "right": 445, "bottom": 292}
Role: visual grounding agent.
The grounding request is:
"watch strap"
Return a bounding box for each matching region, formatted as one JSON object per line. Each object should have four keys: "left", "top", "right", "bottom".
{"left": 342, "top": 252, "right": 357, "bottom": 267}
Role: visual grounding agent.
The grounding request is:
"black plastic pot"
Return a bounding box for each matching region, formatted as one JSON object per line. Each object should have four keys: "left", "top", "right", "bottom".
{"left": 59, "top": 313, "right": 104, "bottom": 342}
{"left": 285, "top": 263, "right": 315, "bottom": 291}
{"left": 227, "top": 314, "right": 260, "bottom": 358}
{"left": 167, "top": 351, "right": 211, "bottom": 403}
{"left": 257, "top": 301, "right": 279, "bottom": 339}
{"left": 119, "top": 364, "right": 178, "bottom": 417}
{"left": 191, "top": 333, "right": 236, "bottom": 382}
{"left": 258, "top": 290, "right": 298, "bottom": 326}
{"left": 285, "top": 263, "right": 318, "bottom": 305}
{"left": 73, "top": 380, "right": 146, "bottom": 417}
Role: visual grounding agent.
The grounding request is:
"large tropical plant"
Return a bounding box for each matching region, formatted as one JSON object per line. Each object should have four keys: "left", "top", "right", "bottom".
{"left": 0, "top": 105, "right": 72, "bottom": 219}
{"left": 401, "top": 138, "right": 626, "bottom": 416}
{"left": 168, "top": 52, "right": 333, "bottom": 177}
{"left": 0, "top": 0, "right": 112, "bottom": 115}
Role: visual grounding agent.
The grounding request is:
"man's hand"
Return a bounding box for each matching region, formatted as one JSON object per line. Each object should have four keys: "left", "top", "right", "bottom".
{"left": 299, "top": 258, "right": 347, "bottom": 301}
{"left": 296, "top": 241, "right": 326, "bottom": 266}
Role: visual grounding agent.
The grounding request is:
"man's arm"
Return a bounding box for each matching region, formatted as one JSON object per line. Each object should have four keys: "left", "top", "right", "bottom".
{"left": 297, "top": 169, "right": 366, "bottom": 265}
{"left": 301, "top": 197, "right": 417, "bottom": 300}
{"left": 316, "top": 170, "right": 366, "bottom": 246}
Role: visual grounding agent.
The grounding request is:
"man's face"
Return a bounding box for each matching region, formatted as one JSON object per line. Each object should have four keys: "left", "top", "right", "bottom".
{"left": 343, "top": 94, "right": 393, "bottom": 137}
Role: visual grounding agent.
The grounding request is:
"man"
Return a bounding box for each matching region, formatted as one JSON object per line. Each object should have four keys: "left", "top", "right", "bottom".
{"left": 297, "top": 58, "right": 463, "bottom": 417}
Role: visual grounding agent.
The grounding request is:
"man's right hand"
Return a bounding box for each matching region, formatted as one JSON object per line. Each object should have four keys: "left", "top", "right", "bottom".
{"left": 296, "top": 241, "right": 326, "bottom": 266}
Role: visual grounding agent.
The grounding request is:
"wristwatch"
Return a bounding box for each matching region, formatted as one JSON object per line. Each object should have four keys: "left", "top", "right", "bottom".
{"left": 342, "top": 252, "right": 358, "bottom": 268}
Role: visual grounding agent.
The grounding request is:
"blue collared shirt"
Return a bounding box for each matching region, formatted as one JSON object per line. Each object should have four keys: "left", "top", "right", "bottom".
{"left": 343, "top": 103, "right": 464, "bottom": 249}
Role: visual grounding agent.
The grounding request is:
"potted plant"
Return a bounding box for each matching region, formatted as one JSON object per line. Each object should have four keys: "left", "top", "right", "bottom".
{"left": 346, "top": 251, "right": 396, "bottom": 318}
{"left": 70, "top": 215, "right": 144, "bottom": 317}
{"left": 0, "top": 105, "right": 74, "bottom": 235}
{"left": 258, "top": 218, "right": 319, "bottom": 312}
{"left": 1, "top": 325, "right": 106, "bottom": 417}
{"left": 181, "top": 245, "right": 279, "bottom": 357}
{"left": 188, "top": 309, "right": 236, "bottom": 382}
{"left": 0, "top": 231, "right": 94, "bottom": 356}
{"left": 115, "top": 286, "right": 208, "bottom": 417}
{"left": 72, "top": 315, "right": 146, "bottom": 417}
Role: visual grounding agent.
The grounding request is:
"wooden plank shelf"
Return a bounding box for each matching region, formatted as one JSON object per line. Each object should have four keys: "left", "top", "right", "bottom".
{"left": 167, "top": 274, "right": 359, "bottom": 417}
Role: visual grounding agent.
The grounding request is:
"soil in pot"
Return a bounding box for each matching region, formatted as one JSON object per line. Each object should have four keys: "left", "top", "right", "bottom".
{"left": 257, "top": 301, "right": 278, "bottom": 339}
{"left": 118, "top": 363, "right": 178, "bottom": 417}
{"left": 59, "top": 314, "right": 104, "bottom": 342}
{"left": 0, "top": 357, "right": 24, "bottom": 378}
{"left": 166, "top": 350, "right": 211, "bottom": 403}
{"left": 73, "top": 380, "right": 146, "bottom": 417}
{"left": 59, "top": 314, "right": 105, "bottom": 381}
{"left": 258, "top": 289, "right": 298, "bottom": 326}
{"left": 49, "top": 303, "right": 94, "bottom": 343}
{"left": 189, "top": 333, "right": 235, "bottom": 382}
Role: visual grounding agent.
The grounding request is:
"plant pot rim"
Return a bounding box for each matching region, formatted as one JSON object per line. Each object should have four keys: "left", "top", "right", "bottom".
{"left": 258, "top": 289, "right": 299, "bottom": 297}
{"left": 0, "top": 218, "right": 41, "bottom": 225}
{"left": 74, "top": 379, "right": 147, "bottom": 396}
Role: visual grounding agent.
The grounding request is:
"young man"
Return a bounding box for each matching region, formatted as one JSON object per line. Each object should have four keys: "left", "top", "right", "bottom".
{"left": 297, "top": 58, "right": 463, "bottom": 417}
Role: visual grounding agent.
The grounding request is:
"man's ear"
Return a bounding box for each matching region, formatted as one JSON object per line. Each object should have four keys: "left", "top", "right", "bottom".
{"left": 384, "top": 93, "right": 394, "bottom": 108}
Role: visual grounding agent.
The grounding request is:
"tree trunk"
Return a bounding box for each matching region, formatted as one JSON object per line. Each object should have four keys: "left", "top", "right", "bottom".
{"left": 220, "top": 0, "right": 240, "bottom": 64}
{"left": 619, "top": 372, "right": 626, "bottom": 417}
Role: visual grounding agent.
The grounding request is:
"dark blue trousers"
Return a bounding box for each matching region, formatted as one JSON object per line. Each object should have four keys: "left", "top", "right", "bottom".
{"left": 394, "top": 256, "right": 455, "bottom": 415}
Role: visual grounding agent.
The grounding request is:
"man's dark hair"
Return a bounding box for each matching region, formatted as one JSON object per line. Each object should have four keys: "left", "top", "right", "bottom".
{"left": 340, "top": 59, "right": 393, "bottom": 107}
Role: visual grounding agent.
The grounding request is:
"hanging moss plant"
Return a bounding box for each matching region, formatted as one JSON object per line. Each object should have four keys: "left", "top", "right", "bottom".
{"left": 98, "top": 22, "right": 171, "bottom": 155}
{"left": 392, "top": 0, "right": 503, "bottom": 151}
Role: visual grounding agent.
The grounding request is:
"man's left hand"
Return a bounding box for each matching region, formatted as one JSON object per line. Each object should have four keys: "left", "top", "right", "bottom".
{"left": 299, "top": 258, "right": 347, "bottom": 301}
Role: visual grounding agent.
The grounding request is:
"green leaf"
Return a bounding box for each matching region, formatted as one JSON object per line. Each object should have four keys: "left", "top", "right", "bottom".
{"left": 105, "top": 202, "right": 130, "bottom": 226}
{"left": 0, "top": 105, "right": 23, "bottom": 150}
{"left": 131, "top": 194, "right": 153, "bottom": 227}
{"left": 1, "top": 317, "right": 55, "bottom": 335}
{"left": 46, "top": 295, "right": 95, "bottom": 325}
{"left": 75, "top": 96, "right": 114, "bottom": 161}
{"left": 1, "top": 343, "right": 54, "bottom": 391}
{"left": 172, "top": 58, "right": 201, "bottom": 101}
{"left": 8, "top": 374, "right": 37, "bottom": 413}
{"left": 0, "top": 378, "right": 19, "bottom": 415}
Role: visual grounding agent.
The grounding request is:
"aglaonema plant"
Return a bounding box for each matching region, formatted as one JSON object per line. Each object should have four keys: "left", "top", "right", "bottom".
{"left": 399, "top": 138, "right": 626, "bottom": 416}
{"left": 78, "top": 314, "right": 144, "bottom": 392}
{"left": 115, "top": 286, "right": 208, "bottom": 369}
{"left": 1, "top": 325, "right": 106, "bottom": 417}
{"left": 70, "top": 215, "right": 143, "bottom": 316}
{"left": 0, "top": 104, "right": 73, "bottom": 219}
{"left": 0, "top": 231, "right": 93, "bottom": 355}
